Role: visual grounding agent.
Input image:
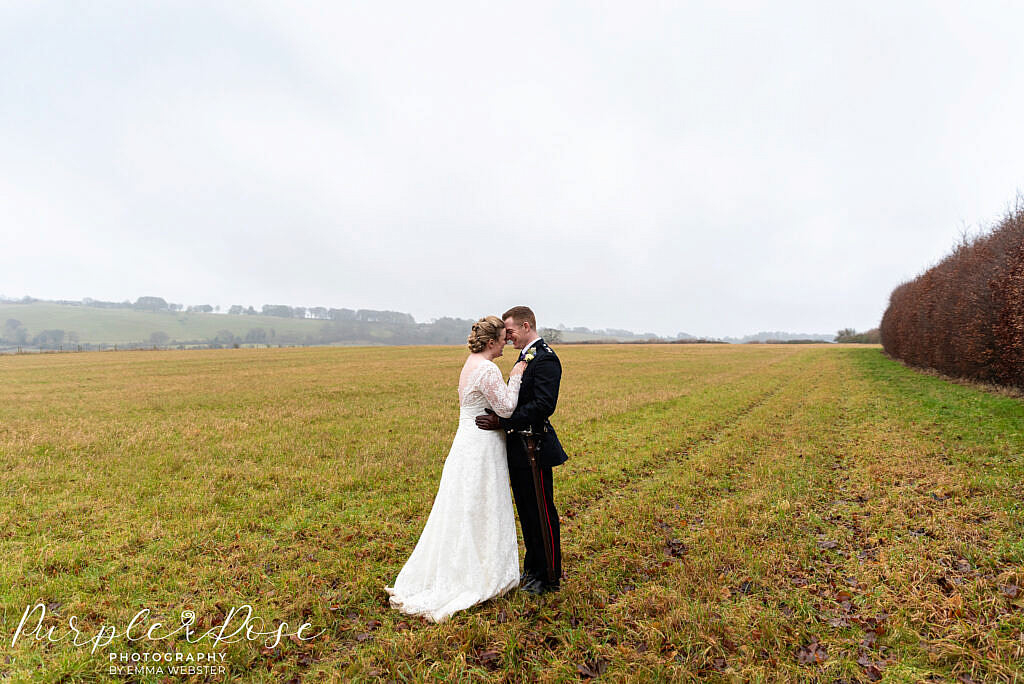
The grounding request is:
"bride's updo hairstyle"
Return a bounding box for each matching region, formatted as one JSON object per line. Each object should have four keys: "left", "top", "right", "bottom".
{"left": 467, "top": 315, "right": 504, "bottom": 353}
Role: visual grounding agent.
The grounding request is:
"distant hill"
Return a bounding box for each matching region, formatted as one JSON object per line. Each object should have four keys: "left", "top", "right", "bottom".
{"left": 0, "top": 299, "right": 678, "bottom": 351}
{"left": 0, "top": 301, "right": 476, "bottom": 350}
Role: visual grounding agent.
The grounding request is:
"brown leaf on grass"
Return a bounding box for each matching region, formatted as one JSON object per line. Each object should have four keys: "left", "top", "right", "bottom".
{"left": 854, "top": 612, "right": 888, "bottom": 631}
{"left": 828, "top": 615, "right": 850, "bottom": 628}
{"left": 711, "top": 657, "right": 728, "bottom": 672}
{"left": 395, "top": 621, "right": 410, "bottom": 631}
{"left": 945, "top": 593, "right": 965, "bottom": 618}
{"left": 999, "top": 584, "right": 1020, "bottom": 598}
{"left": 795, "top": 640, "right": 828, "bottom": 665}
{"left": 496, "top": 609, "right": 507, "bottom": 624}
{"left": 858, "top": 548, "right": 879, "bottom": 561}
{"left": 835, "top": 591, "right": 854, "bottom": 613}
{"left": 523, "top": 630, "right": 544, "bottom": 647}
{"left": 852, "top": 619, "right": 886, "bottom": 638}
{"left": 857, "top": 654, "right": 885, "bottom": 681}
{"left": 860, "top": 630, "right": 878, "bottom": 648}
{"left": 577, "top": 658, "right": 608, "bottom": 678}
{"left": 475, "top": 650, "right": 501, "bottom": 670}
{"left": 665, "top": 538, "right": 687, "bottom": 558}
{"left": 355, "top": 632, "right": 373, "bottom": 642}
{"left": 817, "top": 539, "right": 839, "bottom": 550}
{"left": 260, "top": 646, "right": 283, "bottom": 660}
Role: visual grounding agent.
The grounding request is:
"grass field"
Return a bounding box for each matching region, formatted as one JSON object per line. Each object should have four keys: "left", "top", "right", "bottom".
{"left": 0, "top": 344, "right": 1021, "bottom": 682}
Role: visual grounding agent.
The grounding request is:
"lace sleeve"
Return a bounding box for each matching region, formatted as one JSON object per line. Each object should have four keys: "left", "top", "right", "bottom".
{"left": 478, "top": 362, "right": 521, "bottom": 418}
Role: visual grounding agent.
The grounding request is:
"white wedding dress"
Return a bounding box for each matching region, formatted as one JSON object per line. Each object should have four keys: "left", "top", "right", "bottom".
{"left": 385, "top": 359, "right": 523, "bottom": 623}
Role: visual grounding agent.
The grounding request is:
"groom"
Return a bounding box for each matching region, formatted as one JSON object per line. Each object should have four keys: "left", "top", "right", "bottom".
{"left": 476, "top": 306, "right": 568, "bottom": 595}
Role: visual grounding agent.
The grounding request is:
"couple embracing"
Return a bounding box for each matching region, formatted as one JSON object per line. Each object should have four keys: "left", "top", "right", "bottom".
{"left": 385, "top": 306, "right": 568, "bottom": 623}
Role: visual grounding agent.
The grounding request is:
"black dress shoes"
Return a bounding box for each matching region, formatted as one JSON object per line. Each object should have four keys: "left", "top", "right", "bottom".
{"left": 520, "top": 571, "right": 540, "bottom": 586}
{"left": 520, "top": 576, "right": 560, "bottom": 595}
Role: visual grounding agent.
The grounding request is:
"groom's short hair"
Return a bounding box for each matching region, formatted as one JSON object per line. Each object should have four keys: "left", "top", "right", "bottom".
{"left": 502, "top": 306, "right": 536, "bottom": 330}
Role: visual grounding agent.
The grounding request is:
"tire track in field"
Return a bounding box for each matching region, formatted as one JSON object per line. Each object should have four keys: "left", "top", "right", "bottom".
{"left": 552, "top": 353, "right": 799, "bottom": 528}
{"left": 561, "top": 350, "right": 833, "bottom": 588}
{"left": 557, "top": 374, "right": 798, "bottom": 576}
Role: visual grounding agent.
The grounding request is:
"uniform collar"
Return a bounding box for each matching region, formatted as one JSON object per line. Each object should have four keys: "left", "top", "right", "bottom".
{"left": 519, "top": 337, "right": 543, "bottom": 359}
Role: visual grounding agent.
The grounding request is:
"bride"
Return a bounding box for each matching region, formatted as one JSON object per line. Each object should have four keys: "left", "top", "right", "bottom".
{"left": 385, "top": 315, "right": 527, "bottom": 623}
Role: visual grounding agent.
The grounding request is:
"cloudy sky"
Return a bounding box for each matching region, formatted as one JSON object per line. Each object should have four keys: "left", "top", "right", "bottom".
{"left": 2, "top": 2, "right": 1022, "bottom": 337}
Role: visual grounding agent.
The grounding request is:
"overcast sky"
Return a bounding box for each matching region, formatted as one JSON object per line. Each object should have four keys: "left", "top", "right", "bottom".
{"left": 2, "top": 2, "right": 1022, "bottom": 337}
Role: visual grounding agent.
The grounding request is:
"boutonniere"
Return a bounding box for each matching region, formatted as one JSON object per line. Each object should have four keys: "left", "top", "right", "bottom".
{"left": 523, "top": 348, "right": 538, "bottom": 363}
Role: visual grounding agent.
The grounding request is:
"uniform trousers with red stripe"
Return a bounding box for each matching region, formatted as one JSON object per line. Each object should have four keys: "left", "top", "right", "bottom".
{"left": 509, "top": 464, "right": 562, "bottom": 584}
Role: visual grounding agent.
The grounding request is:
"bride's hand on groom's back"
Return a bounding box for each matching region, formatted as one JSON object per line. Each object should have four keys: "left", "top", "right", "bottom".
{"left": 475, "top": 408, "right": 501, "bottom": 431}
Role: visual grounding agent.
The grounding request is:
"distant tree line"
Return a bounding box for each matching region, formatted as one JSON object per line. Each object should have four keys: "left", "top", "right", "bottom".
{"left": 835, "top": 328, "right": 881, "bottom": 344}
{"left": 1, "top": 319, "right": 81, "bottom": 349}
{"left": 880, "top": 201, "right": 1024, "bottom": 388}
{"left": 229, "top": 304, "right": 415, "bottom": 324}
{"left": 562, "top": 325, "right": 665, "bottom": 339}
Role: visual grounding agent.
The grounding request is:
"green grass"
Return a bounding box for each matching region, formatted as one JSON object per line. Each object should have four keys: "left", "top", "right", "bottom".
{"left": 0, "top": 344, "right": 1021, "bottom": 682}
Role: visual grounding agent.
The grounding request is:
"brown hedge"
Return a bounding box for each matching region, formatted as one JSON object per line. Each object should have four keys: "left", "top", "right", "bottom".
{"left": 880, "top": 202, "right": 1024, "bottom": 388}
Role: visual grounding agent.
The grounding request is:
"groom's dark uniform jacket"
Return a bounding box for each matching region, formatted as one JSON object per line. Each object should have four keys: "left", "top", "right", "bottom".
{"left": 499, "top": 339, "right": 569, "bottom": 469}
